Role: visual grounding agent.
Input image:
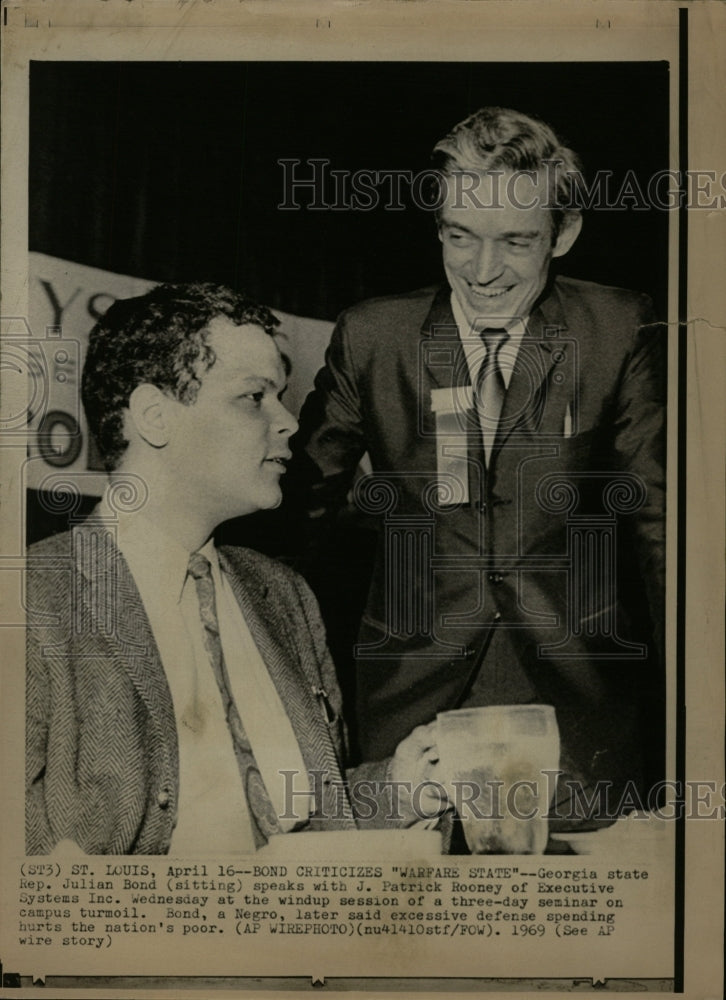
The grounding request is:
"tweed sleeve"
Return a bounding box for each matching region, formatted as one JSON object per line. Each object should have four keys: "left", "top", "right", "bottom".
{"left": 25, "top": 611, "right": 55, "bottom": 854}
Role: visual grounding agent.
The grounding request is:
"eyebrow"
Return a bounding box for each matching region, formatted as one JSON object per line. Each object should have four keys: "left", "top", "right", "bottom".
{"left": 500, "top": 230, "right": 542, "bottom": 240}
{"left": 441, "top": 221, "right": 542, "bottom": 240}
{"left": 234, "top": 374, "right": 287, "bottom": 392}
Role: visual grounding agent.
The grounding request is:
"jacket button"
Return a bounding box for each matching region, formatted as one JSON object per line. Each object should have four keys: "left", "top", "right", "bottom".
{"left": 488, "top": 572, "right": 505, "bottom": 585}
{"left": 157, "top": 790, "right": 170, "bottom": 809}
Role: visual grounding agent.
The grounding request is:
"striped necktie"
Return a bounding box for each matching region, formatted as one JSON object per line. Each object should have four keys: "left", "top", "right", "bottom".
{"left": 187, "top": 551, "right": 281, "bottom": 848}
{"left": 475, "top": 327, "right": 509, "bottom": 465}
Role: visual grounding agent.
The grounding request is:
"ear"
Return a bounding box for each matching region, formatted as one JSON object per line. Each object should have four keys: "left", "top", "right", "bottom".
{"left": 552, "top": 212, "right": 583, "bottom": 259}
{"left": 127, "top": 384, "right": 171, "bottom": 449}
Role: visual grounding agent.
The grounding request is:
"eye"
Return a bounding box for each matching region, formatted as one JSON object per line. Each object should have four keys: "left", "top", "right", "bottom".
{"left": 507, "top": 239, "right": 531, "bottom": 249}
{"left": 240, "top": 391, "right": 265, "bottom": 406}
{"left": 446, "top": 231, "right": 474, "bottom": 248}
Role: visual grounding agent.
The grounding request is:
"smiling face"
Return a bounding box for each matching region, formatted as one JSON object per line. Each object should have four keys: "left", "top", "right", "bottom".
{"left": 438, "top": 170, "right": 581, "bottom": 328}
{"left": 164, "top": 318, "right": 297, "bottom": 529}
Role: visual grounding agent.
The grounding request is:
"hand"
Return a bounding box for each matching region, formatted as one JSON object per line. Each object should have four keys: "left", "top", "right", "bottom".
{"left": 389, "top": 722, "right": 451, "bottom": 823}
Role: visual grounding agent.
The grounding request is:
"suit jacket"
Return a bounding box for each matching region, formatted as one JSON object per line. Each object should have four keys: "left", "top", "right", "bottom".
{"left": 25, "top": 519, "right": 393, "bottom": 855}
{"left": 292, "top": 276, "right": 666, "bottom": 815}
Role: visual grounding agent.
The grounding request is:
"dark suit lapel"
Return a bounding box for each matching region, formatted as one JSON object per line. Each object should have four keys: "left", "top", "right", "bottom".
{"left": 493, "top": 281, "right": 570, "bottom": 456}
{"left": 419, "top": 286, "right": 488, "bottom": 506}
{"left": 420, "top": 285, "right": 470, "bottom": 391}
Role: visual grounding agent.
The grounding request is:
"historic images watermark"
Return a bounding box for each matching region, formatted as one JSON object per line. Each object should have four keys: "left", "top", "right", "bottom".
{"left": 279, "top": 770, "right": 726, "bottom": 824}
{"left": 278, "top": 159, "right": 726, "bottom": 213}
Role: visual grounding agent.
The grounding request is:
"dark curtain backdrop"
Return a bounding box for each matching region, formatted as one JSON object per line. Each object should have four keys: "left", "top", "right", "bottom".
{"left": 30, "top": 61, "right": 669, "bottom": 320}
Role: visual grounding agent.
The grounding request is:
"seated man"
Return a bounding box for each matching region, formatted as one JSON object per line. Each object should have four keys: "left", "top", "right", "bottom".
{"left": 25, "top": 282, "right": 445, "bottom": 855}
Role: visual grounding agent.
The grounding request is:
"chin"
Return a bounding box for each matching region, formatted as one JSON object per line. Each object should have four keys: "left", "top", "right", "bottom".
{"left": 257, "top": 490, "right": 283, "bottom": 512}
{"left": 465, "top": 291, "right": 518, "bottom": 314}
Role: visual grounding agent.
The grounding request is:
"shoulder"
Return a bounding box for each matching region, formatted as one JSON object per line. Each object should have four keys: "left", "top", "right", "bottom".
{"left": 26, "top": 521, "right": 125, "bottom": 621}
{"left": 27, "top": 529, "right": 74, "bottom": 559}
{"left": 336, "top": 286, "right": 440, "bottom": 333}
{"left": 328, "top": 286, "right": 442, "bottom": 368}
{"left": 553, "top": 275, "right": 655, "bottom": 324}
{"left": 25, "top": 530, "right": 78, "bottom": 625}
{"left": 26, "top": 529, "right": 76, "bottom": 584}
{"left": 218, "top": 546, "right": 324, "bottom": 638}
{"left": 218, "top": 545, "right": 307, "bottom": 596}
{"left": 552, "top": 277, "right": 663, "bottom": 376}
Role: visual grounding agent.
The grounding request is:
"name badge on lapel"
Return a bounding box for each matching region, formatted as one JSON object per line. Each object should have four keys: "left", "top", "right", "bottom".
{"left": 431, "top": 385, "right": 473, "bottom": 505}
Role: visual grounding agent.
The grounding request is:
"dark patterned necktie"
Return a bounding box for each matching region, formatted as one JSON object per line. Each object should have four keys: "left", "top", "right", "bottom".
{"left": 187, "top": 551, "right": 281, "bottom": 848}
{"left": 475, "top": 327, "right": 509, "bottom": 465}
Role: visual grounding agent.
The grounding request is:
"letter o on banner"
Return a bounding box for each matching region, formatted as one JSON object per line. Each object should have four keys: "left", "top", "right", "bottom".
{"left": 36, "top": 409, "right": 83, "bottom": 468}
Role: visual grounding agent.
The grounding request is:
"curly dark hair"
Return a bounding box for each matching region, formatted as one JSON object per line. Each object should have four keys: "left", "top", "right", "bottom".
{"left": 81, "top": 282, "right": 280, "bottom": 471}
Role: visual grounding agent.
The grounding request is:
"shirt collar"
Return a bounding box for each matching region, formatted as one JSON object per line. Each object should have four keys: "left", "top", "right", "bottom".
{"left": 449, "top": 289, "right": 528, "bottom": 340}
{"left": 450, "top": 291, "right": 527, "bottom": 382}
{"left": 198, "top": 536, "right": 222, "bottom": 589}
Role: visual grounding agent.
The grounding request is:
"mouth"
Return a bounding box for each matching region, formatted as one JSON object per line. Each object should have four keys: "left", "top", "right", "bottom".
{"left": 466, "top": 282, "right": 515, "bottom": 299}
{"left": 264, "top": 454, "right": 291, "bottom": 471}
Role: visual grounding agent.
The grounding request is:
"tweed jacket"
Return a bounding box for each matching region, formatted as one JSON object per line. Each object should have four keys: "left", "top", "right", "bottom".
{"left": 293, "top": 276, "right": 666, "bottom": 810}
{"left": 25, "top": 519, "right": 392, "bottom": 855}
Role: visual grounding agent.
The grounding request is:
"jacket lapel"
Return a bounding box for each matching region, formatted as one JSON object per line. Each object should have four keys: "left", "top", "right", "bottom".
{"left": 71, "top": 520, "right": 178, "bottom": 763}
{"left": 218, "top": 551, "right": 351, "bottom": 824}
{"left": 493, "top": 280, "right": 570, "bottom": 458}
{"left": 218, "top": 553, "right": 310, "bottom": 724}
{"left": 420, "top": 285, "right": 470, "bottom": 391}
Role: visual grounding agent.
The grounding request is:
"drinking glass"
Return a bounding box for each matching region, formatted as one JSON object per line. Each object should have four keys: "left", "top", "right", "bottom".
{"left": 436, "top": 705, "right": 560, "bottom": 854}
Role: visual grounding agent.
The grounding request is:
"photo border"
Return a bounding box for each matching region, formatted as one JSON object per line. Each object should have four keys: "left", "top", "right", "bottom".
{"left": 2, "top": 2, "right": 723, "bottom": 998}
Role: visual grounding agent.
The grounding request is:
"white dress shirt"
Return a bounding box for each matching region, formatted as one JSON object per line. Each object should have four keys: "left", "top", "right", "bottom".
{"left": 101, "top": 498, "right": 310, "bottom": 854}
{"left": 449, "top": 290, "right": 527, "bottom": 394}
{"left": 450, "top": 292, "right": 574, "bottom": 441}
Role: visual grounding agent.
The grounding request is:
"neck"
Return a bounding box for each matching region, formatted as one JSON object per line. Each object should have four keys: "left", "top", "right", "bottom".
{"left": 108, "top": 465, "right": 215, "bottom": 553}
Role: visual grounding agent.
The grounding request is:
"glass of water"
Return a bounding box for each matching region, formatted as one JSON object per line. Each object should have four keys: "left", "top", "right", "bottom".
{"left": 436, "top": 705, "right": 560, "bottom": 854}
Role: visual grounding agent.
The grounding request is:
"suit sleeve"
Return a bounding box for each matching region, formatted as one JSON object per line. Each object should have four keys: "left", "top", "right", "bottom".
{"left": 550, "top": 296, "right": 667, "bottom": 814}
{"left": 287, "top": 310, "right": 369, "bottom": 531}
{"left": 611, "top": 298, "right": 666, "bottom": 652}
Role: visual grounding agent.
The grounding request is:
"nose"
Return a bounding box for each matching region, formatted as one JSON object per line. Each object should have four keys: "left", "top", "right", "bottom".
{"left": 274, "top": 397, "right": 299, "bottom": 439}
{"left": 471, "top": 240, "right": 504, "bottom": 284}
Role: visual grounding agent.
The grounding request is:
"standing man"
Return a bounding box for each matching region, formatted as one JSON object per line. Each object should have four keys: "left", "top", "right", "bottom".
{"left": 25, "top": 282, "right": 445, "bottom": 855}
{"left": 291, "top": 108, "right": 666, "bottom": 819}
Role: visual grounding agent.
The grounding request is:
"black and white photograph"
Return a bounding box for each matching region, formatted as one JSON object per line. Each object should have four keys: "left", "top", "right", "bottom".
{"left": 1, "top": 2, "right": 723, "bottom": 997}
